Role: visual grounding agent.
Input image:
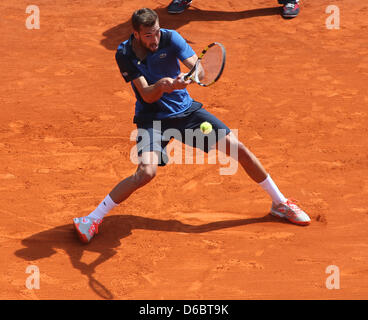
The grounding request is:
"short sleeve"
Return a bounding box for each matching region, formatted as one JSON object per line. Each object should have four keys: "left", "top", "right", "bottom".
{"left": 170, "top": 30, "right": 195, "bottom": 62}
{"left": 115, "top": 48, "right": 142, "bottom": 82}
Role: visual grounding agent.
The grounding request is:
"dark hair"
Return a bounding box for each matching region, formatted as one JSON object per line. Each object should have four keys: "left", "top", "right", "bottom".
{"left": 131, "top": 8, "right": 159, "bottom": 31}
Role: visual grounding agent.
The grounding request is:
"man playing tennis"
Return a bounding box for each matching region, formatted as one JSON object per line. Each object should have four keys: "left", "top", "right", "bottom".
{"left": 73, "top": 8, "right": 311, "bottom": 243}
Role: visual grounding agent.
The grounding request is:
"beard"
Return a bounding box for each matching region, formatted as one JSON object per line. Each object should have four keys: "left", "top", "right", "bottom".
{"left": 139, "top": 38, "right": 159, "bottom": 53}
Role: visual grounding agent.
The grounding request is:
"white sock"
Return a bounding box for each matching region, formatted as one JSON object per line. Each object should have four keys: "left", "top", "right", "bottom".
{"left": 88, "top": 194, "right": 117, "bottom": 220}
{"left": 258, "top": 175, "right": 287, "bottom": 205}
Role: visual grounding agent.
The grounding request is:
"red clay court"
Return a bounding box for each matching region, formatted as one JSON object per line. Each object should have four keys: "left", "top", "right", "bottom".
{"left": 1, "top": 0, "right": 367, "bottom": 299}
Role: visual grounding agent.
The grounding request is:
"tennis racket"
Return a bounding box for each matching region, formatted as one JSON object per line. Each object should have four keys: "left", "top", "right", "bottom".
{"left": 184, "top": 42, "right": 226, "bottom": 87}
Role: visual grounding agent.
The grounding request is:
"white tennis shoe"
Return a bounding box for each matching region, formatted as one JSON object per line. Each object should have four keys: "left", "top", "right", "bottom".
{"left": 270, "top": 199, "right": 311, "bottom": 226}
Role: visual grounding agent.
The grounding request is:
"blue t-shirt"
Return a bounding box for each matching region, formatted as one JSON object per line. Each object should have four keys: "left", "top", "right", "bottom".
{"left": 115, "top": 29, "right": 195, "bottom": 123}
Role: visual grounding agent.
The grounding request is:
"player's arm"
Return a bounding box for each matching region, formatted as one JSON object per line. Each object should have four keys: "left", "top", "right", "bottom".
{"left": 133, "top": 74, "right": 191, "bottom": 103}
{"left": 115, "top": 48, "right": 176, "bottom": 103}
{"left": 132, "top": 76, "right": 175, "bottom": 104}
{"left": 182, "top": 54, "right": 204, "bottom": 80}
{"left": 182, "top": 54, "right": 197, "bottom": 70}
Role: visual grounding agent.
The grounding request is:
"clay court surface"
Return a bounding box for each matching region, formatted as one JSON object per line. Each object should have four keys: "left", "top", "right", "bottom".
{"left": 1, "top": 0, "right": 368, "bottom": 300}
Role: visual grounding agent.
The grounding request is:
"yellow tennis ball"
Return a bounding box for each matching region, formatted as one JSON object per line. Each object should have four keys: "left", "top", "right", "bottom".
{"left": 200, "top": 121, "right": 213, "bottom": 134}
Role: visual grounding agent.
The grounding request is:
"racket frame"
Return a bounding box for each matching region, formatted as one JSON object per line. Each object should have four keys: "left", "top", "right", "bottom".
{"left": 184, "top": 42, "right": 226, "bottom": 87}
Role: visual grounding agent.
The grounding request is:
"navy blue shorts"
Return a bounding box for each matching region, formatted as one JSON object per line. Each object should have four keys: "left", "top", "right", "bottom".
{"left": 136, "top": 106, "right": 231, "bottom": 166}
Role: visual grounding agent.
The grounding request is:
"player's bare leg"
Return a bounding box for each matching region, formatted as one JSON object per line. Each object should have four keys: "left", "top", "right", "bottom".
{"left": 216, "top": 131, "right": 310, "bottom": 225}
{"left": 109, "top": 151, "right": 159, "bottom": 204}
{"left": 220, "top": 131, "right": 268, "bottom": 183}
{"left": 73, "top": 151, "right": 159, "bottom": 243}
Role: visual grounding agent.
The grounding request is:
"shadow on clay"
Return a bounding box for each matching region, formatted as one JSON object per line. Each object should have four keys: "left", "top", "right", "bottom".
{"left": 100, "top": 5, "right": 282, "bottom": 51}
{"left": 14, "top": 213, "right": 284, "bottom": 299}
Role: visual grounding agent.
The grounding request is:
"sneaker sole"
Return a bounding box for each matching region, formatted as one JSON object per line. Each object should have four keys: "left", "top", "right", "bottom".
{"left": 282, "top": 14, "right": 299, "bottom": 18}
{"left": 168, "top": 10, "right": 185, "bottom": 14}
{"left": 270, "top": 211, "right": 311, "bottom": 226}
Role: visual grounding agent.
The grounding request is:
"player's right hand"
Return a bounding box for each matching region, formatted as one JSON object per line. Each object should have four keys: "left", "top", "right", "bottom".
{"left": 158, "top": 77, "right": 176, "bottom": 93}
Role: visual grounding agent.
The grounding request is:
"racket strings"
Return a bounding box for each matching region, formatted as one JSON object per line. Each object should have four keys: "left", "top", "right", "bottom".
{"left": 195, "top": 44, "right": 224, "bottom": 86}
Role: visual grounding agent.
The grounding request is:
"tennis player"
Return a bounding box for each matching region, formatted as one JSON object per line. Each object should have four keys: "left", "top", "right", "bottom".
{"left": 73, "top": 8, "right": 310, "bottom": 243}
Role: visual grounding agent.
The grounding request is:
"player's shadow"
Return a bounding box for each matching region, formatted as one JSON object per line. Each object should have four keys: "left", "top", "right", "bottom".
{"left": 101, "top": 5, "right": 281, "bottom": 51}
{"left": 14, "top": 213, "right": 280, "bottom": 300}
